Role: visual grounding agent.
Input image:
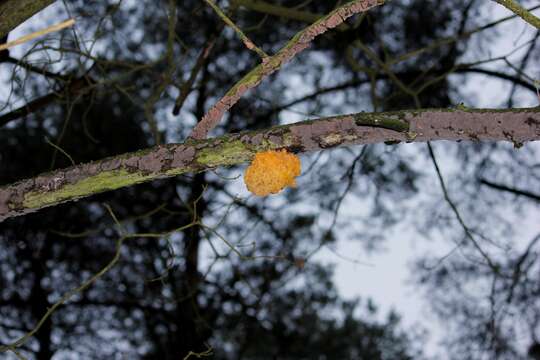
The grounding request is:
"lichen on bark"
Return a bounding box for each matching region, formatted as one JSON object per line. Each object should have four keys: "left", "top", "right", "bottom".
{"left": 0, "top": 107, "right": 538, "bottom": 222}
{"left": 23, "top": 169, "right": 154, "bottom": 209}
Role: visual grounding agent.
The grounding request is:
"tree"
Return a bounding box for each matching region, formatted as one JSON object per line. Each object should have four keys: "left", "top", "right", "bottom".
{"left": 0, "top": 0, "right": 538, "bottom": 359}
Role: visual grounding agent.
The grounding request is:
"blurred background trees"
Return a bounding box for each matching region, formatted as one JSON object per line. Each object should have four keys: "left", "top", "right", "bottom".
{"left": 0, "top": 0, "right": 538, "bottom": 359}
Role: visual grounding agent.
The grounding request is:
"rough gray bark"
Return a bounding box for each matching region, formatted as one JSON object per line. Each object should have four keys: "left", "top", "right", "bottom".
{"left": 0, "top": 107, "right": 538, "bottom": 222}
{"left": 0, "top": 0, "right": 55, "bottom": 38}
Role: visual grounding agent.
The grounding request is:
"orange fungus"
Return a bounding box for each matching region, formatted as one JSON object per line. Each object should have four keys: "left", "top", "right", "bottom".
{"left": 244, "top": 150, "right": 301, "bottom": 196}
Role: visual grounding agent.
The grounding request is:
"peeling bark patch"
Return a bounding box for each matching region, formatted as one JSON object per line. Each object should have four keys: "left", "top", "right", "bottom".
{"left": 170, "top": 145, "right": 196, "bottom": 168}
{"left": 320, "top": 133, "right": 345, "bottom": 148}
{"left": 0, "top": 189, "right": 11, "bottom": 215}
{"left": 138, "top": 145, "right": 172, "bottom": 173}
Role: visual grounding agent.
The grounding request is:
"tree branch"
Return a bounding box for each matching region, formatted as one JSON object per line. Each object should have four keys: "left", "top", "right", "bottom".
{"left": 0, "top": 75, "right": 95, "bottom": 128}
{"left": 492, "top": 0, "right": 540, "bottom": 30}
{"left": 0, "top": 18, "right": 74, "bottom": 51}
{"left": 0, "top": 107, "right": 538, "bottom": 222}
{"left": 233, "top": 0, "right": 323, "bottom": 24}
{"left": 189, "top": 0, "right": 384, "bottom": 139}
{"left": 479, "top": 178, "right": 540, "bottom": 202}
{"left": 0, "top": 0, "right": 56, "bottom": 39}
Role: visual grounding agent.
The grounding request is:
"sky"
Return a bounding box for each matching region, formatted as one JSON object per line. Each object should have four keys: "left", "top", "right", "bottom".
{"left": 321, "top": 3, "right": 540, "bottom": 358}
{"left": 1, "top": 1, "right": 539, "bottom": 359}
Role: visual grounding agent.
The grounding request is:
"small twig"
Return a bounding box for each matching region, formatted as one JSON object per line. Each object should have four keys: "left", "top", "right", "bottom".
{"left": 183, "top": 343, "right": 213, "bottom": 360}
{"left": 0, "top": 18, "right": 75, "bottom": 51}
{"left": 427, "top": 142, "right": 500, "bottom": 273}
{"left": 506, "top": 233, "right": 540, "bottom": 303}
{"left": 479, "top": 177, "right": 540, "bottom": 202}
{"left": 0, "top": 236, "right": 125, "bottom": 353}
{"left": 203, "top": 0, "right": 268, "bottom": 59}
{"left": 44, "top": 136, "right": 75, "bottom": 166}
{"left": 173, "top": 36, "right": 219, "bottom": 115}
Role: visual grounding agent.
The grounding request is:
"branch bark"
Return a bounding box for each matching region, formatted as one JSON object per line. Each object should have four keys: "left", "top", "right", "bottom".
{"left": 0, "top": 0, "right": 55, "bottom": 39}
{"left": 0, "top": 107, "right": 539, "bottom": 222}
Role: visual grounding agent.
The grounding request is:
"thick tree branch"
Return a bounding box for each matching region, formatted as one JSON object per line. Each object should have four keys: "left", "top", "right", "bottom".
{"left": 0, "top": 107, "right": 538, "bottom": 222}
{"left": 0, "top": 0, "right": 55, "bottom": 39}
{"left": 189, "top": 0, "right": 384, "bottom": 139}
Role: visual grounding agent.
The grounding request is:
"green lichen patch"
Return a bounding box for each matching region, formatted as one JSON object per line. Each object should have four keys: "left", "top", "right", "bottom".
{"left": 164, "top": 165, "right": 196, "bottom": 177}
{"left": 23, "top": 169, "right": 154, "bottom": 209}
{"left": 195, "top": 140, "right": 251, "bottom": 168}
{"left": 354, "top": 113, "right": 410, "bottom": 132}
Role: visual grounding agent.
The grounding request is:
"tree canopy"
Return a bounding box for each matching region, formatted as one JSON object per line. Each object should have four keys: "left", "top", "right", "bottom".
{"left": 0, "top": 0, "right": 539, "bottom": 359}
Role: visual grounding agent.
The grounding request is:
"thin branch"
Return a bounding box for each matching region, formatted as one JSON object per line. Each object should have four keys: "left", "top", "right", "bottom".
{"left": 491, "top": 0, "right": 540, "bottom": 30}
{"left": 267, "top": 66, "right": 537, "bottom": 117}
{"left": 143, "top": 0, "right": 178, "bottom": 145}
{"left": 233, "top": 0, "right": 322, "bottom": 24}
{"left": 479, "top": 178, "right": 540, "bottom": 202}
{"left": 0, "top": 19, "right": 75, "bottom": 52}
{"left": 203, "top": 0, "right": 268, "bottom": 59}
{"left": 44, "top": 136, "right": 75, "bottom": 166}
{"left": 3, "top": 55, "right": 69, "bottom": 81}
{"left": 173, "top": 34, "right": 220, "bottom": 116}
{"left": 183, "top": 343, "right": 213, "bottom": 360}
{"left": 456, "top": 67, "right": 537, "bottom": 93}
{"left": 0, "top": 236, "right": 125, "bottom": 354}
{"left": 189, "top": 0, "right": 384, "bottom": 139}
{"left": 507, "top": 31, "right": 539, "bottom": 107}
{"left": 427, "top": 142, "right": 500, "bottom": 273}
{"left": 506, "top": 233, "right": 540, "bottom": 303}
{"left": 388, "top": 4, "right": 540, "bottom": 66}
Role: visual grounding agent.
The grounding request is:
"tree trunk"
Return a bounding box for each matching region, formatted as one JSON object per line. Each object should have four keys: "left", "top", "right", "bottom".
{"left": 0, "top": 0, "right": 55, "bottom": 38}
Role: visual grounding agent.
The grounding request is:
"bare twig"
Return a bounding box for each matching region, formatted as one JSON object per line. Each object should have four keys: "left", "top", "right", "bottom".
{"left": 506, "top": 233, "right": 540, "bottom": 303}
{"left": 44, "top": 136, "right": 75, "bottom": 166}
{"left": 183, "top": 343, "right": 213, "bottom": 360}
{"left": 0, "top": 18, "right": 75, "bottom": 51}
{"left": 0, "top": 236, "right": 125, "bottom": 354}
{"left": 427, "top": 142, "right": 500, "bottom": 273}
{"left": 479, "top": 178, "right": 540, "bottom": 202}
{"left": 173, "top": 36, "right": 219, "bottom": 115}
{"left": 203, "top": 0, "right": 268, "bottom": 59}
